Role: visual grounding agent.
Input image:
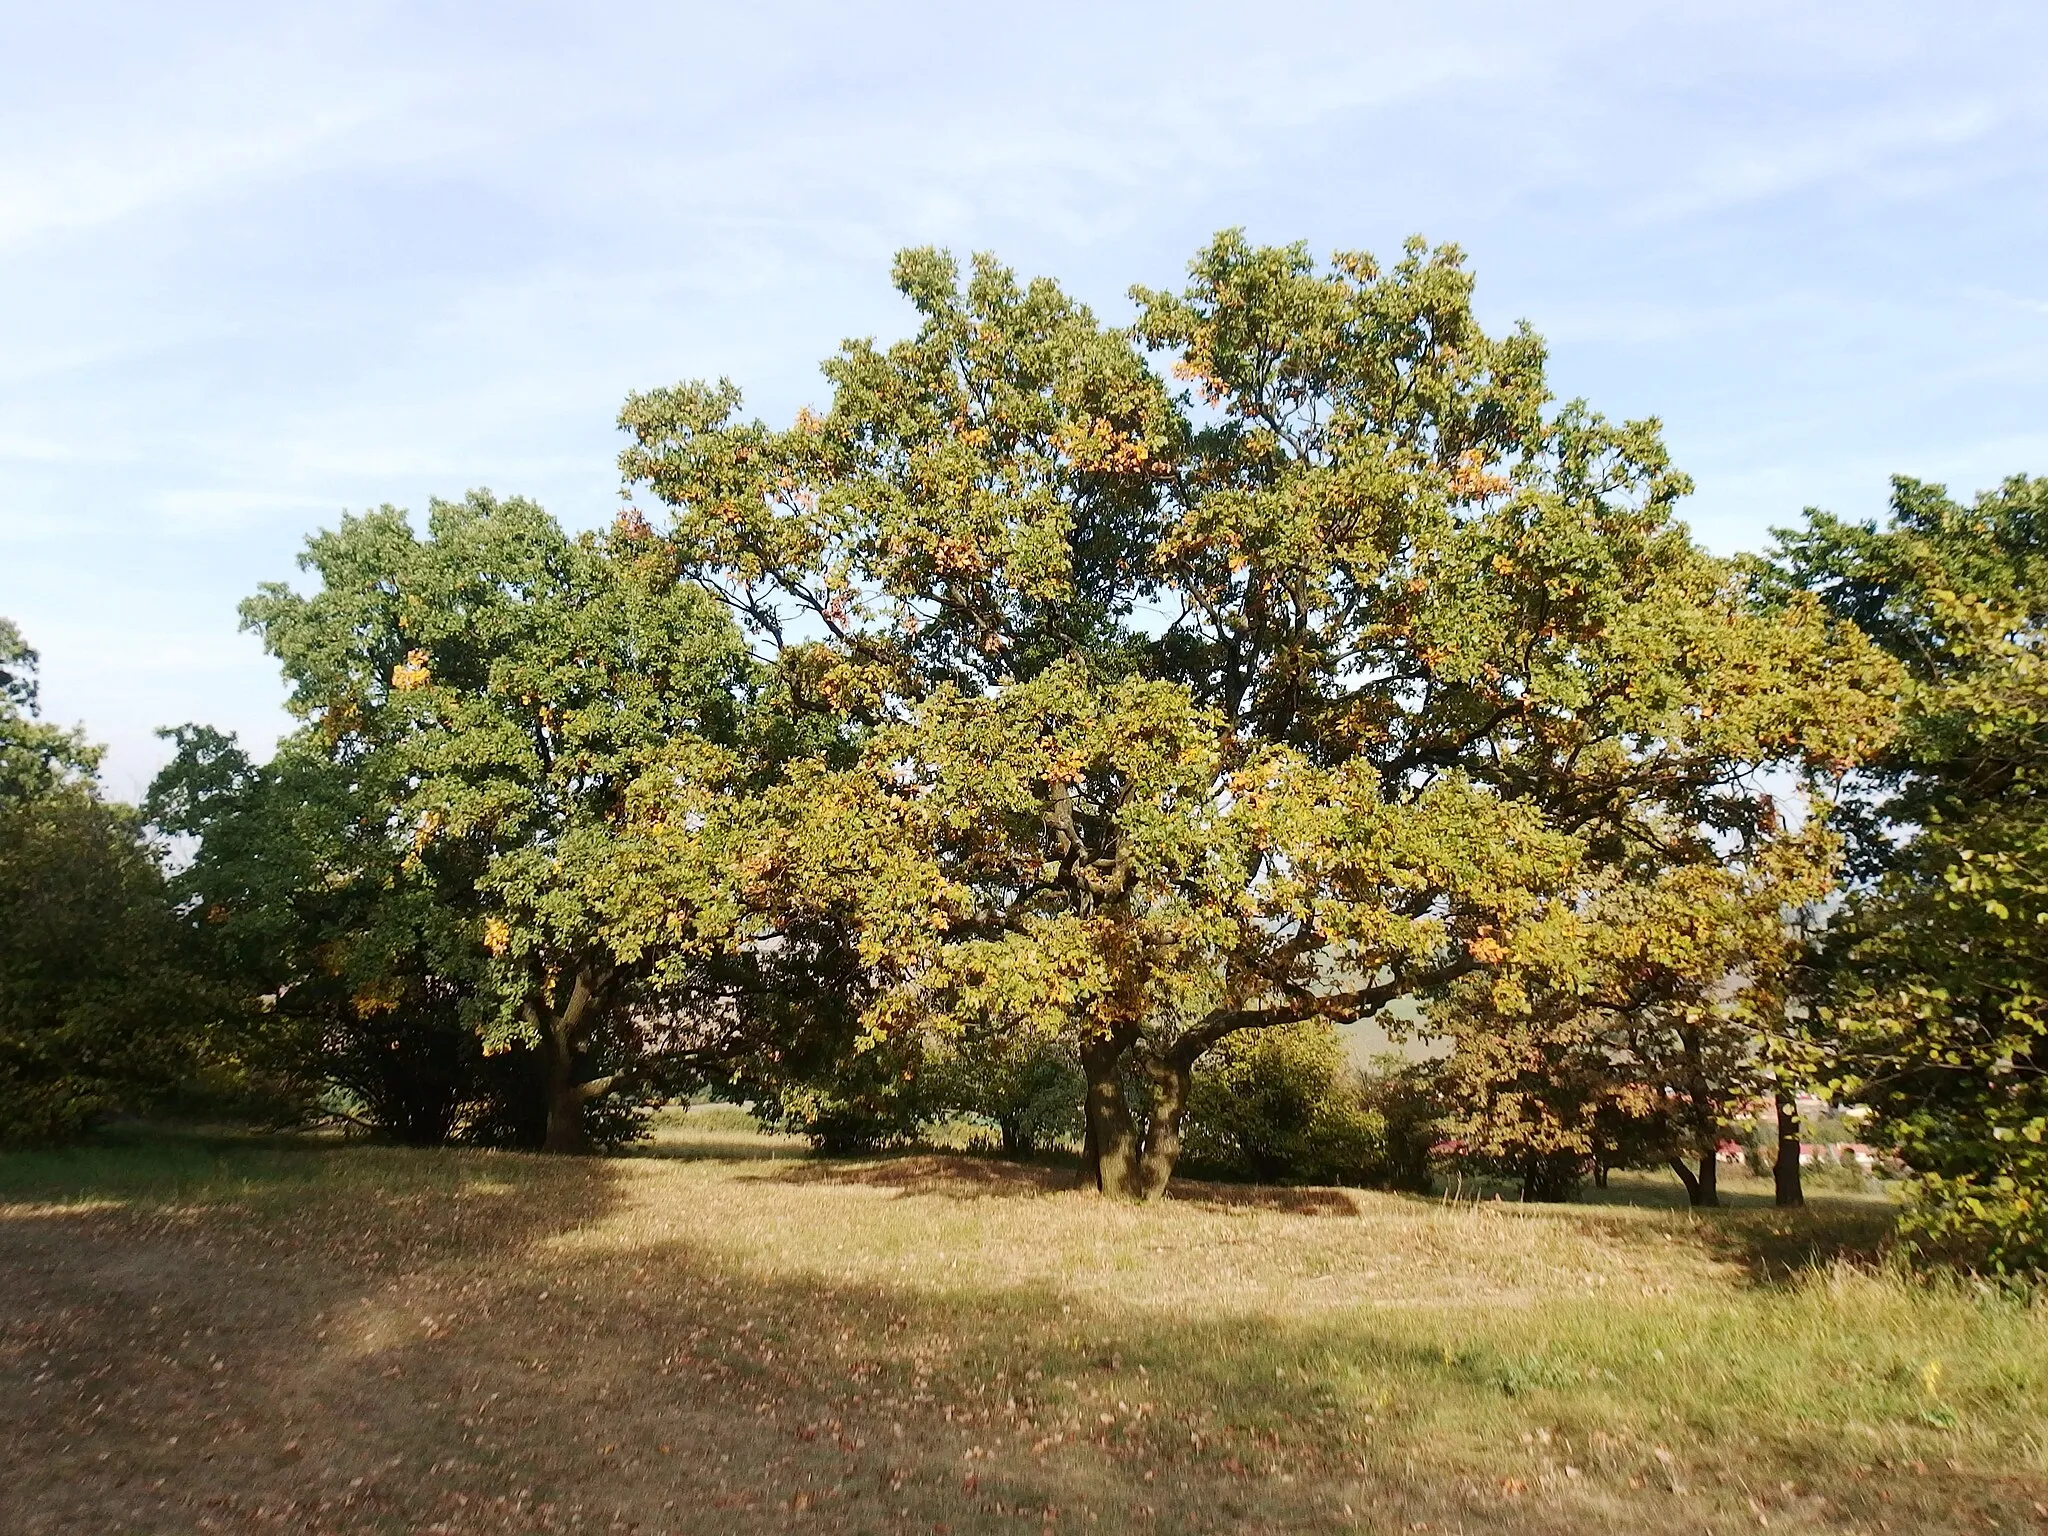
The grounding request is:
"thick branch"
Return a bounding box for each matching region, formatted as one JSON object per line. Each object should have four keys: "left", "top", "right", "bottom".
{"left": 1169, "top": 953, "right": 1480, "bottom": 1070}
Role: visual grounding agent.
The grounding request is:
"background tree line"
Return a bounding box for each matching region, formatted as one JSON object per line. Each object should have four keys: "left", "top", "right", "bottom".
{"left": 3, "top": 232, "right": 2041, "bottom": 1274}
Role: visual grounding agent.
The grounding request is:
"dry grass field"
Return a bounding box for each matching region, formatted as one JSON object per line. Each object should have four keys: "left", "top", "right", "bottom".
{"left": 4, "top": 1120, "right": 2046, "bottom": 1535}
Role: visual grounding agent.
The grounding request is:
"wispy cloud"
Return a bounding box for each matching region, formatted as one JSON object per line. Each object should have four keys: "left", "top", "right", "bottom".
{"left": 1958, "top": 285, "right": 2048, "bottom": 318}
{"left": 3, "top": 0, "right": 2045, "bottom": 786}
{"left": 1625, "top": 102, "right": 2007, "bottom": 225}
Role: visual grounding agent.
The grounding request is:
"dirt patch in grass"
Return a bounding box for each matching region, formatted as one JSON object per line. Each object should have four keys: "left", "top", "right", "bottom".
{"left": 3, "top": 1136, "right": 2044, "bottom": 1534}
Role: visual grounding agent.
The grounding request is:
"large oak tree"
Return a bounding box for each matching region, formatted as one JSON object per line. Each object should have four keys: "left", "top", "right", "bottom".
{"left": 621, "top": 235, "right": 1894, "bottom": 1198}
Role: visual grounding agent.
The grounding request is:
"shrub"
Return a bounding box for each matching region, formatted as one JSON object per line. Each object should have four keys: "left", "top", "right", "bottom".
{"left": 1896, "top": 1147, "right": 2048, "bottom": 1278}
{"left": 1179, "top": 1023, "right": 1426, "bottom": 1189}
{"left": 746, "top": 1031, "right": 943, "bottom": 1153}
{"left": 930, "top": 1036, "right": 1085, "bottom": 1157}
{"left": 1355, "top": 1056, "right": 1443, "bottom": 1193}
{"left": 1, "top": 772, "right": 208, "bottom": 1145}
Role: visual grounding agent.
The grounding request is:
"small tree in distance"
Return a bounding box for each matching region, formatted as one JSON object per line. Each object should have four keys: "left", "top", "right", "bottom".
{"left": 1430, "top": 838, "right": 1835, "bottom": 1205}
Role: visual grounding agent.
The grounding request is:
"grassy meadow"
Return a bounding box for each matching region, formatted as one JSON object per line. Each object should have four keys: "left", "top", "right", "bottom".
{"left": 4, "top": 1117, "right": 2045, "bottom": 1535}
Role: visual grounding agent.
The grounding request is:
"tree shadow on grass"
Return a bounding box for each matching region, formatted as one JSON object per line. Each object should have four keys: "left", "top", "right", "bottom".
{"left": 1448, "top": 1188, "right": 1903, "bottom": 1289}
{"left": 1680, "top": 1198, "right": 1901, "bottom": 1283}
{"left": 768, "top": 1150, "right": 1901, "bottom": 1283}
{"left": 0, "top": 1128, "right": 625, "bottom": 1536}
{"left": 767, "top": 1151, "right": 1074, "bottom": 1197}
{"left": 1164, "top": 1177, "right": 1363, "bottom": 1217}
{"left": 1430, "top": 1169, "right": 1904, "bottom": 1289}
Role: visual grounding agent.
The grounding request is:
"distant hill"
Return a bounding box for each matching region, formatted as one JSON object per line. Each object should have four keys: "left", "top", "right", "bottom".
{"left": 1337, "top": 995, "right": 1441, "bottom": 1067}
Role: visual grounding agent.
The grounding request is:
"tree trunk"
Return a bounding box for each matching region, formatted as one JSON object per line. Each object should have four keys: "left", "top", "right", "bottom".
{"left": 1669, "top": 1152, "right": 1718, "bottom": 1207}
{"left": 532, "top": 963, "right": 615, "bottom": 1156}
{"left": 1773, "top": 1083, "right": 1805, "bottom": 1208}
{"left": 1667, "top": 1157, "right": 1698, "bottom": 1203}
{"left": 1672, "top": 1025, "right": 1720, "bottom": 1207}
{"left": 1134, "top": 1056, "right": 1193, "bottom": 1202}
{"left": 541, "top": 1025, "right": 590, "bottom": 1155}
{"left": 1080, "top": 1034, "right": 1141, "bottom": 1198}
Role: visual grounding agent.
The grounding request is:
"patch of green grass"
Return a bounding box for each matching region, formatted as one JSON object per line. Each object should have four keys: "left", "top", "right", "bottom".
{"left": 0, "top": 1124, "right": 353, "bottom": 1206}
{"left": 668, "top": 1103, "right": 764, "bottom": 1136}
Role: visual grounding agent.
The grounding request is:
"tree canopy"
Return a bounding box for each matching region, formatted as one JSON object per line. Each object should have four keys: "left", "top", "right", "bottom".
{"left": 166, "top": 492, "right": 755, "bottom": 1150}
{"left": 1, "top": 621, "right": 206, "bottom": 1144}
{"left": 1771, "top": 476, "right": 2048, "bottom": 1269}
{"left": 21, "top": 231, "right": 2041, "bottom": 1269}
{"left": 618, "top": 234, "right": 1897, "bottom": 1198}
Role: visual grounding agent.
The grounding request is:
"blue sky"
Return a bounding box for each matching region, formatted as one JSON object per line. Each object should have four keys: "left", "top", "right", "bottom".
{"left": 3, "top": 1, "right": 2045, "bottom": 795}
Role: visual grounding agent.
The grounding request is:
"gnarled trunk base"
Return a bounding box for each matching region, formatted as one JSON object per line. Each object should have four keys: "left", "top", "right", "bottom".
{"left": 1135, "top": 1055, "right": 1191, "bottom": 1201}
{"left": 528, "top": 962, "right": 619, "bottom": 1156}
{"left": 542, "top": 1035, "right": 592, "bottom": 1155}
{"left": 1081, "top": 1034, "right": 1143, "bottom": 1198}
{"left": 1079, "top": 1034, "right": 1191, "bottom": 1202}
{"left": 544, "top": 1090, "right": 590, "bottom": 1154}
